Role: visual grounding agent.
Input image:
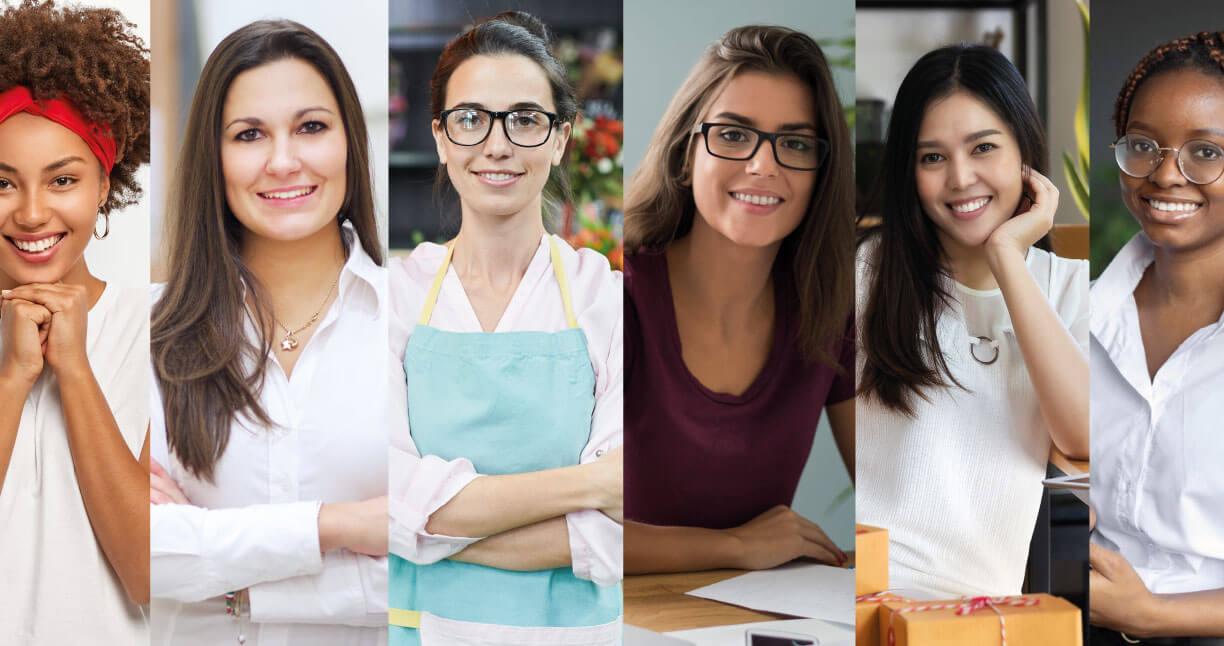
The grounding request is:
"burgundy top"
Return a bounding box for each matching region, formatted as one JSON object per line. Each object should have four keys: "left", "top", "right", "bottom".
{"left": 624, "top": 249, "right": 854, "bottom": 530}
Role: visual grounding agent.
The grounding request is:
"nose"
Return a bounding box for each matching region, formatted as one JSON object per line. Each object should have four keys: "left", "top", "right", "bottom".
{"left": 11, "top": 190, "right": 51, "bottom": 230}
{"left": 1149, "top": 148, "right": 1186, "bottom": 188}
{"left": 745, "top": 138, "right": 780, "bottom": 177}
{"left": 481, "top": 117, "right": 514, "bottom": 159}
{"left": 946, "top": 154, "right": 976, "bottom": 191}
{"left": 264, "top": 135, "right": 302, "bottom": 176}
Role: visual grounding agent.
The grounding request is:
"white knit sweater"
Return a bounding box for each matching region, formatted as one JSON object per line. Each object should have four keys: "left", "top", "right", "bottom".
{"left": 855, "top": 241, "right": 1089, "bottom": 596}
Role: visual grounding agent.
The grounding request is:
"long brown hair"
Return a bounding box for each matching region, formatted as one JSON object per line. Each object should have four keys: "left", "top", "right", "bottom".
{"left": 858, "top": 45, "right": 1048, "bottom": 416}
{"left": 623, "top": 25, "right": 853, "bottom": 365}
{"left": 152, "top": 20, "right": 383, "bottom": 482}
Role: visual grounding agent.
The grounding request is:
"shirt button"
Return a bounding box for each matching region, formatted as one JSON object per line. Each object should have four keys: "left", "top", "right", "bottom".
{"left": 594, "top": 449, "right": 605, "bottom": 458}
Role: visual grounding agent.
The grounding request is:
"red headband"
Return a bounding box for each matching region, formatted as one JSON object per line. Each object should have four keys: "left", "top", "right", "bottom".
{"left": 0, "top": 86, "right": 118, "bottom": 173}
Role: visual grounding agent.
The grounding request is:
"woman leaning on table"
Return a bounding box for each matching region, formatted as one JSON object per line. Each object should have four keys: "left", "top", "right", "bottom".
{"left": 1089, "top": 31, "right": 1224, "bottom": 645}
{"left": 148, "top": 20, "right": 389, "bottom": 645}
{"left": 622, "top": 25, "right": 856, "bottom": 574}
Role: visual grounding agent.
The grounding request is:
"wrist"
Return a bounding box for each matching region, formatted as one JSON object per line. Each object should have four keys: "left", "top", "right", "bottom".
{"left": 0, "top": 363, "right": 40, "bottom": 392}
{"left": 719, "top": 527, "right": 747, "bottom": 569}
{"left": 1137, "top": 593, "right": 1173, "bottom": 638}
{"left": 985, "top": 239, "right": 1025, "bottom": 272}
{"left": 575, "top": 462, "right": 614, "bottom": 511}
{"left": 50, "top": 355, "right": 92, "bottom": 381}
{"left": 317, "top": 502, "right": 347, "bottom": 553}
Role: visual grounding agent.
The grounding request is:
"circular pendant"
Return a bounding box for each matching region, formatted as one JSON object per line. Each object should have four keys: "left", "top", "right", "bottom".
{"left": 970, "top": 336, "right": 1000, "bottom": 365}
{"left": 280, "top": 335, "right": 299, "bottom": 352}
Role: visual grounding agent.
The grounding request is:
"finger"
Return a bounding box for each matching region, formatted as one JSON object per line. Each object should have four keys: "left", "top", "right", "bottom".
{"left": 151, "top": 491, "right": 169, "bottom": 505}
{"left": 799, "top": 541, "right": 842, "bottom": 566}
{"left": 1089, "top": 543, "right": 1115, "bottom": 578}
{"left": 150, "top": 459, "right": 169, "bottom": 478}
{"left": 11, "top": 300, "right": 52, "bottom": 325}
{"left": 795, "top": 516, "right": 846, "bottom": 561}
{"left": 1, "top": 285, "right": 72, "bottom": 313}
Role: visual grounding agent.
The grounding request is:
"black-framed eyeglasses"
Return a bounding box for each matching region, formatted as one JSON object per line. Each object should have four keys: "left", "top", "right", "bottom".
{"left": 439, "top": 107, "right": 559, "bottom": 148}
{"left": 693, "top": 122, "right": 827, "bottom": 171}
{"left": 1111, "top": 134, "right": 1224, "bottom": 185}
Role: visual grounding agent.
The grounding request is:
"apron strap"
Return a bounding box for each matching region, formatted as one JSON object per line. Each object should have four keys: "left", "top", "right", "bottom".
{"left": 548, "top": 236, "right": 579, "bottom": 330}
{"left": 388, "top": 608, "right": 421, "bottom": 628}
{"left": 418, "top": 243, "right": 455, "bottom": 326}
{"left": 418, "top": 236, "right": 578, "bottom": 329}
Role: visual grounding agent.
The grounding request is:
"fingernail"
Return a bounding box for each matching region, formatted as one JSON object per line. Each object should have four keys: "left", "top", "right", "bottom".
{"left": 1, "top": 290, "right": 10, "bottom": 296}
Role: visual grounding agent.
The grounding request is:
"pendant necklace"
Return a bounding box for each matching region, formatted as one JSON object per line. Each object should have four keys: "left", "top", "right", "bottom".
{"left": 273, "top": 275, "right": 339, "bottom": 352}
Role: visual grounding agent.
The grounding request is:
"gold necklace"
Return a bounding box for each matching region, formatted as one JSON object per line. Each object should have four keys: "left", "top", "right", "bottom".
{"left": 273, "top": 275, "right": 339, "bottom": 352}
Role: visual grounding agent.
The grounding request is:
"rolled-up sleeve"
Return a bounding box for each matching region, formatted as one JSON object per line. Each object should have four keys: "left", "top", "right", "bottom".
{"left": 386, "top": 347, "right": 485, "bottom": 564}
{"left": 565, "top": 254, "right": 624, "bottom": 586}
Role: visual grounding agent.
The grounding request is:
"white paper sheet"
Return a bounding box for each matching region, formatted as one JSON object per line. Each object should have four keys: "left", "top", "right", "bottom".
{"left": 667, "top": 618, "right": 853, "bottom": 646}
{"left": 625, "top": 624, "right": 696, "bottom": 645}
{"left": 684, "top": 563, "right": 855, "bottom": 624}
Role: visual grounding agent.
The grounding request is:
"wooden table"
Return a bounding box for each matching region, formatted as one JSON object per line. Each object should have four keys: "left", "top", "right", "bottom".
{"left": 625, "top": 570, "right": 787, "bottom": 632}
{"left": 1049, "top": 445, "right": 1089, "bottom": 477}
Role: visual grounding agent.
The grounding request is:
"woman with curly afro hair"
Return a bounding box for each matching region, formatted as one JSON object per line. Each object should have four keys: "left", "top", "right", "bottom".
{"left": 0, "top": 0, "right": 151, "bottom": 642}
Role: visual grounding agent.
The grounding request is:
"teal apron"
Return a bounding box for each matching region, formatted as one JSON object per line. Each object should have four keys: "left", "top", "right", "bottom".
{"left": 389, "top": 238, "right": 621, "bottom": 645}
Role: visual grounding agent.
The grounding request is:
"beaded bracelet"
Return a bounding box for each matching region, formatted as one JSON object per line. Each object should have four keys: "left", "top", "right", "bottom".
{"left": 224, "top": 589, "right": 249, "bottom": 644}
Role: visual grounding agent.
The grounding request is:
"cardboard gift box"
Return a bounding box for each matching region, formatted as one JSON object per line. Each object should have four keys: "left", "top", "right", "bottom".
{"left": 857, "top": 591, "right": 915, "bottom": 646}
{"left": 879, "top": 593, "right": 1082, "bottom": 646}
{"left": 855, "top": 524, "right": 889, "bottom": 595}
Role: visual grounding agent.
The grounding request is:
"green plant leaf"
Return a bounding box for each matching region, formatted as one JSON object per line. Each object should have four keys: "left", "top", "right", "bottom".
{"left": 1063, "top": 152, "right": 1090, "bottom": 221}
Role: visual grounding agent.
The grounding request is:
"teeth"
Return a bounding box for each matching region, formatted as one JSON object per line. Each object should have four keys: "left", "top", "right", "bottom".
{"left": 260, "top": 187, "right": 314, "bottom": 199}
{"left": 951, "top": 197, "right": 990, "bottom": 213}
{"left": 1149, "top": 199, "right": 1200, "bottom": 213}
{"left": 479, "top": 172, "right": 517, "bottom": 181}
{"left": 731, "top": 192, "right": 781, "bottom": 206}
{"left": 12, "top": 234, "right": 64, "bottom": 253}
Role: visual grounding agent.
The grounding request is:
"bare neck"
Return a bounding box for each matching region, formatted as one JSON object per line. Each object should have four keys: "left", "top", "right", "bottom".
{"left": 240, "top": 223, "right": 347, "bottom": 296}
{"left": 940, "top": 233, "right": 997, "bottom": 291}
{"left": 667, "top": 216, "right": 779, "bottom": 328}
{"left": 1143, "top": 242, "right": 1224, "bottom": 316}
{"left": 452, "top": 202, "right": 547, "bottom": 288}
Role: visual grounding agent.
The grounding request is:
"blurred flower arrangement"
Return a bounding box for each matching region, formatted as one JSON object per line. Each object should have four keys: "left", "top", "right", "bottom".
{"left": 556, "top": 29, "right": 624, "bottom": 270}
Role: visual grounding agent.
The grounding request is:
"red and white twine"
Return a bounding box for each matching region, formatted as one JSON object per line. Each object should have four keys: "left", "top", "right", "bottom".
{"left": 886, "top": 595, "right": 1041, "bottom": 646}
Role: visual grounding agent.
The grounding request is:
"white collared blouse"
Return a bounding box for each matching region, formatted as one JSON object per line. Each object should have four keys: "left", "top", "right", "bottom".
{"left": 386, "top": 234, "right": 623, "bottom": 588}
{"left": 1091, "top": 233, "right": 1224, "bottom": 595}
{"left": 149, "top": 230, "right": 390, "bottom": 646}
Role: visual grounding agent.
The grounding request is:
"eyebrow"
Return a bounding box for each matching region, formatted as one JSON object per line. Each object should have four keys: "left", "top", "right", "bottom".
{"left": 1190, "top": 127, "right": 1224, "bottom": 139}
{"left": 224, "top": 106, "right": 334, "bottom": 130}
{"left": 917, "top": 129, "right": 1002, "bottom": 148}
{"left": 0, "top": 156, "right": 87, "bottom": 174}
{"left": 711, "top": 111, "right": 817, "bottom": 132}
{"left": 449, "top": 101, "right": 551, "bottom": 112}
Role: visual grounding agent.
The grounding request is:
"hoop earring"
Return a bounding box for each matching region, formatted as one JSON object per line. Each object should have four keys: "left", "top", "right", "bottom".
{"left": 93, "top": 213, "right": 110, "bottom": 240}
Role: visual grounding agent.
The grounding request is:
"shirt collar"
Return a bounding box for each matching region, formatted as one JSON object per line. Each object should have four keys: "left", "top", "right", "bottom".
{"left": 1091, "top": 233, "right": 1154, "bottom": 339}
{"left": 336, "top": 221, "right": 385, "bottom": 321}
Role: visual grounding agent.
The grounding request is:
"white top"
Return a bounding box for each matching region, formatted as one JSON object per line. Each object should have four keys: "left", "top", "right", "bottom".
{"left": 855, "top": 240, "right": 1089, "bottom": 597}
{"left": 387, "top": 234, "right": 623, "bottom": 587}
{"left": 1090, "top": 233, "right": 1224, "bottom": 594}
{"left": 0, "top": 285, "right": 150, "bottom": 645}
{"left": 149, "top": 232, "right": 389, "bottom": 646}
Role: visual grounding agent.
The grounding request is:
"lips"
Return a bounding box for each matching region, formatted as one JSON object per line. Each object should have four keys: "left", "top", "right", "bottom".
{"left": 5, "top": 232, "right": 66, "bottom": 263}
{"left": 473, "top": 170, "right": 524, "bottom": 187}
{"left": 730, "top": 191, "right": 784, "bottom": 207}
{"left": 258, "top": 186, "right": 317, "bottom": 200}
{"left": 946, "top": 196, "right": 992, "bottom": 220}
{"left": 1141, "top": 196, "right": 1202, "bottom": 223}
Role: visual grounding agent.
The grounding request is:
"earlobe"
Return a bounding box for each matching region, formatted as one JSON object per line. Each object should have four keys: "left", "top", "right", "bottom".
{"left": 432, "top": 119, "right": 449, "bottom": 165}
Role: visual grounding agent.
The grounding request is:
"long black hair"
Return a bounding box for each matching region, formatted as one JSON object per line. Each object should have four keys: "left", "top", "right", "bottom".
{"left": 858, "top": 44, "right": 1049, "bottom": 416}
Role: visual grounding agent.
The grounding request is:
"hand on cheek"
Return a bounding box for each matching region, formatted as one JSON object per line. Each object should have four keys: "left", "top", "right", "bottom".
{"left": 986, "top": 168, "right": 1058, "bottom": 257}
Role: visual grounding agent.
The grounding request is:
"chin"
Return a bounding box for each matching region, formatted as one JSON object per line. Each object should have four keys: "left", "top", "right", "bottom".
{"left": 246, "top": 216, "right": 337, "bottom": 243}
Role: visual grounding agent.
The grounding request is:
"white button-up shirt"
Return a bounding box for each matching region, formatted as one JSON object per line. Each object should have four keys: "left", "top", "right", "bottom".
{"left": 0, "top": 286, "right": 149, "bottom": 645}
{"left": 1091, "top": 233, "right": 1224, "bottom": 594}
{"left": 150, "top": 233, "right": 389, "bottom": 645}
{"left": 387, "top": 235, "right": 623, "bottom": 587}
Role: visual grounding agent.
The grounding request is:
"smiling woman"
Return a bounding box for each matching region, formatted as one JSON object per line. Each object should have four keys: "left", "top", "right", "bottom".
{"left": 386, "top": 11, "right": 623, "bottom": 646}
{"left": 149, "top": 19, "right": 390, "bottom": 646}
{"left": 0, "top": 0, "right": 151, "bottom": 643}
{"left": 855, "top": 44, "right": 1089, "bottom": 598}
{"left": 1090, "top": 31, "right": 1224, "bottom": 643}
{"left": 621, "top": 25, "right": 855, "bottom": 577}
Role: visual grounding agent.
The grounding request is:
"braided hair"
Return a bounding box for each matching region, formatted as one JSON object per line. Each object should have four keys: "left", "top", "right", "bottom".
{"left": 1114, "top": 30, "right": 1224, "bottom": 137}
